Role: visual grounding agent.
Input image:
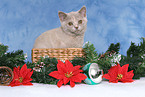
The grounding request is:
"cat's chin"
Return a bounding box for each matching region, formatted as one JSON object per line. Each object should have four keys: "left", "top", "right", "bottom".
{"left": 70, "top": 31, "right": 84, "bottom": 36}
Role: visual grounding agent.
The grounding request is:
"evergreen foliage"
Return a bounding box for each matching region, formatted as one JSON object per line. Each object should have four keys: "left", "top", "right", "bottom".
{"left": 97, "top": 55, "right": 112, "bottom": 74}
{"left": 0, "top": 44, "right": 8, "bottom": 57}
{"left": 27, "top": 57, "right": 58, "bottom": 84}
{"left": 127, "top": 42, "right": 140, "bottom": 57}
{"left": 97, "top": 43, "right": 121, "bottom": 74}
{"left": 71, "top": 57, "right": 87, "bottom": 67}
{"left": 83, "top": 42, "right": 99, "bottom": 63}
{"left": 107, "top": 43, "right": 120, "bottom": 54}
{"left": 127, "top": 37, "right": 145, "bottom": 57}
{"left": 122, "top": 37, "right": 145, "bottom": 78}
{"left": 0, "top": 44, "right": 25, "bottom": 69}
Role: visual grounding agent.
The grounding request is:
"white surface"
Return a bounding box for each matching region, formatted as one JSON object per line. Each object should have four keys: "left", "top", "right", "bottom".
{"left": 0, "top": 78, "right": 145, "bottom": 97}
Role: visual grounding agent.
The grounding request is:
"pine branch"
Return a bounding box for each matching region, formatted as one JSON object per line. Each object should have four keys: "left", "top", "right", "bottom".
{"left": 29, "top": 57, "right": 58, "bottom": 84}
{"left": 107, "top": 43, "right": 120, "bottom": 54}
{"left": 0, "top": 44, "right": 25, "bottom": 69}
{"left": 83, "top": 42, "right": 99, "bottom": 63}
{"left": 0, "top": 44, "right": 8, "bottom": 57}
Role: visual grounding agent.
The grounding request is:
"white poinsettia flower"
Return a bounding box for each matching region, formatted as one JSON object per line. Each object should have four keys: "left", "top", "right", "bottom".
{"left": 111, "top": 54, "right": 121, "bottom": 66}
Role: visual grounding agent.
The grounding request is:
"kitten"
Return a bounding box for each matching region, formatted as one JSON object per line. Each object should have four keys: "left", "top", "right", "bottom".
{"left": 33, "top": 6, "right": 87, "bottom": 48}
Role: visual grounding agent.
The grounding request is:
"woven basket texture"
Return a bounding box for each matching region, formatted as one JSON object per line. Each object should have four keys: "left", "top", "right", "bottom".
{"left": 32, "top": 48, "right": 84, "bottom": 63}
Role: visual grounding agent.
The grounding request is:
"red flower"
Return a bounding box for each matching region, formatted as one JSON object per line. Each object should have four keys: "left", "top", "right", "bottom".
{"left": 49, "top": 60, "right": 87, "bottom": 87}
{"left": 9, "top": 64, "right": 33, "bottom": 87}
{"left": 103, "top": 64, "right": 134, "bottom": 83}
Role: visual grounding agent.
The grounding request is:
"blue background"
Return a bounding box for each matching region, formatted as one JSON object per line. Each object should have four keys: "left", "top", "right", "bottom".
{"left": 0, "top": 0, "right": 145, "bottom": 62}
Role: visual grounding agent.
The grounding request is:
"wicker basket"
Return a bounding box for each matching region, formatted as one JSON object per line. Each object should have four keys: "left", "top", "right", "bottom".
{"left": 0, "top": 66, "right": 14, "bottom": 86}
{"left": 32, "top": 48, "right": 85, "bottom": 63}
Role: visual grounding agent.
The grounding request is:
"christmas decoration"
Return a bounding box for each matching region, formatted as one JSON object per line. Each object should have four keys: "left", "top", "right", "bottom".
{"left": 29, "top": 41, "right": 145, "bottom": 85}
{"left": 33, "top": 61, "right": 46, "bottom": 72}
{"left": 0, "top": 38, "right": 145, "bottom": 87}
{"left": 110, "top": 53, "right": 121, "bottom": 66}
{"left": 0, "top": 66, "right": 14, "bottom": 86}
{"left": 82, "top": 63, "right": 103, "bottom": 85}
{"left": 103, "top": 64, "right": 134, "bottom": 83}
{"left": 9, "top": 64, "right": 33, "bottom": 87}
{"left": 49, "top": 60, "right": 87, "bottom": 87}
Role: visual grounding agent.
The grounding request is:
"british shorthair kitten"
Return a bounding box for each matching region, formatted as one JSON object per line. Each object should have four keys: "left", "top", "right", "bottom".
{"left": 33, "top": 6, "right": 87, "bottom": 48}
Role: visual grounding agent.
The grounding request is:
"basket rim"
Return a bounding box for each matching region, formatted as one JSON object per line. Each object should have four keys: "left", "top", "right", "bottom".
{"left": 32, "top": 48, "right": 83, "bottom": 50}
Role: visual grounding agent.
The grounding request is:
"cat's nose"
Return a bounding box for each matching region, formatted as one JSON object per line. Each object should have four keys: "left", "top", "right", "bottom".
{"left": 75, "top": 27, "right": 78, "bottom": 29}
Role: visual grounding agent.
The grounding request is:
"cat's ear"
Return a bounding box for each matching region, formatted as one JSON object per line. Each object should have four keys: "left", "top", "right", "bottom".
{"left": 78, "top": 6, "right": 86, "bottom": 17}
{"left": 58, "top": 11, "right": 67, "bottom": 21}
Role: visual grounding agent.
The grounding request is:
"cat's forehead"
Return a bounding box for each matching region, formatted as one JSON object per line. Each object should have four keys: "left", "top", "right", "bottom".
{"left": 67, "top": 12, "right": 83, "bottom": 20}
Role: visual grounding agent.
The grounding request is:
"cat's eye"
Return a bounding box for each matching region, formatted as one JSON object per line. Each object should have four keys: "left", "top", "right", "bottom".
{"left": 68, "top": 22, "right": 73, "bottom": 26}
{"left": 78, "top": 20, "right": 82, "bottom": 24}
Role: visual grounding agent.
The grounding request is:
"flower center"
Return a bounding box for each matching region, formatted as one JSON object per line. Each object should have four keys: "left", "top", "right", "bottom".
{"left": 117, "top": 74, "right": 123, "bottom": 79}
{"left": 15, "top": 77, "right": 23, "bottom": 83}
{"left": 19, "top": 77, "right": 23, "bottom": 83}
{"left": 65, "top": 72, "right": 73, "bottom": 78}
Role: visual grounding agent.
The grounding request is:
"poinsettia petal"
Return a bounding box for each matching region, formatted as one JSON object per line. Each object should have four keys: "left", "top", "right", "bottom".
{"left": 20, "top": 64, "right": 28, "bottom": 78}
{"left": 9, "top": 80, "right": 22, "bottom": 87}
{"left": 109, "top": 79, "right": 118, "bottom": 83}
{"left": 23, "top": 78, "right": 33, "bottom": 83}
{"left": 65, "top": 60, "right": 74, "bottom": 72}
{"left": 103, "top": 74, "right": 111, "bottom": 80}
{"left": 17, "top": 66, "right": 20, "bottom": 70}
{"left": 13, "top": 67, "right": 20, "bottom": 77}
{"left": 26, "top": 69, "right": 32, "bottom": 73}
{"left": 14, "top": 70, "right": 19, "bottom": 78}
{"left": 103, "top": 65, "right": 121, "bottom": 83}
{"left": 22, "top": 82, "right": 33, "bottom": 85}
{"left": 70, "top": 73, "right": 87, "bottom": 83}
{"left": 57, "top": 79, "right": 64, "bottom": 88}
{"left": 13, "top": 67, "right": 17, "bottom": 71}
{"left": 73, "top": 70, "right": 83, "bottom": 75}
{"left": 118, "top": 64, "right": 129, "bottom": 75}
{"left": 57, "top": 60, "right": 66, "bottom": 74}
{"left": 108, "top": 65, "right": 119, "bottom": 72}
{"left": 125, "top": 70, "right": 134, "bottom": 79}
{"left": 49, "top": 71, "right": 64, "bottom": 79}
{"left": 107, "top": 65, "right": 118, "bottom": 79}
{"left": 70, "top": 81, "right": 75, "bottom": 87}
{"left": 120, "top": 70, "right": 134, "bottom": 82}
{"left": 24, "top": 70, "right": 33, "bottom": 80}
{"left": 10, "top": 68, "right": 19, "bottom": 84}
{"left": 120, "top": 79, "right": 134, "bottom": 83}
{"left": 73, "top": 65, "right": 81, "bottom": 71}
{"left": 14, "top": 66, "right": 20, "bottom": 72}
{"left": 63, "top": 77, "right": 69, "bottom": 85}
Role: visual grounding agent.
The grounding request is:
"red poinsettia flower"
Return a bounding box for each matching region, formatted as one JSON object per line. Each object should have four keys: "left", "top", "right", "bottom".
{"left": 49, "top": 60, "right": 87, "bottom": 87}
{"left": 9, "top": 64, "right": 33, "bottom": 87}
{"left": 103, "top": 64, "right": 134, "bottom": 83}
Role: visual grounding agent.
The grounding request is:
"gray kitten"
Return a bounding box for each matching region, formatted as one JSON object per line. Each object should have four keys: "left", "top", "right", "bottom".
{"left": 33, "top": 6, "right": 87, "bottom": 48}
